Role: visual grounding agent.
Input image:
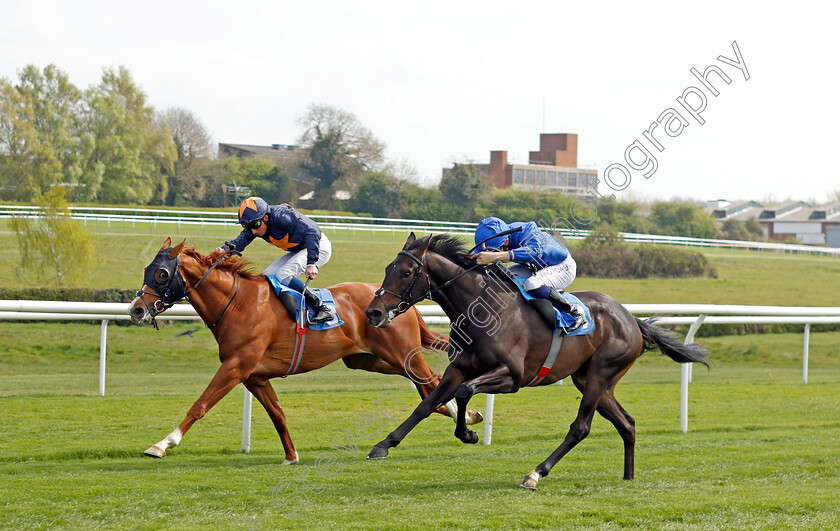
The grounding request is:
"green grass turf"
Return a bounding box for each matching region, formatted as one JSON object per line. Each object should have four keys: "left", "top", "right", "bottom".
{"left": 1, "top": 220, "right": 840, "bottom": 305}
{"left": 1, "top": 321, "right": 839, "bottom": 530}
{"left": 2, "top": 221, "right": 840, "bottom": 529}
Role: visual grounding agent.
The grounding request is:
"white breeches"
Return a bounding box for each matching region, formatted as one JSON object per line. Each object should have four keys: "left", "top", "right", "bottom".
{"left": 263, "top": 233, "right": 332, "bottom": 283}
{"left": 509, "top": 255, "right": 577, "bottom": 292}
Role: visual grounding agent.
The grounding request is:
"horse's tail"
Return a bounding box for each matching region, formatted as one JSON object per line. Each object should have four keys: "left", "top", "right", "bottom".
{"left": 414, "top": 308, "right": 451, "bottom": 352}
{"left": 636, "top": 317, "right": 710, "bottom": 368}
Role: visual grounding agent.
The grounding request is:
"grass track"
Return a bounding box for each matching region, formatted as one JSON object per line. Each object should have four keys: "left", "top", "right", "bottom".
{"left": 2, "top": 322, "right": 840, "bottom": 529}
{"left": 2, "top": 222, "right": 840, "bottom": 529}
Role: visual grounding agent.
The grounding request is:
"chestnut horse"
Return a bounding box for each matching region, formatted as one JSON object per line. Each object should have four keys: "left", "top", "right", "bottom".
{"left": 364, "top": 233, "right": 708, "bottom": 489}
{"left": 129, "top": 238, "right": 480, "bottom": 464}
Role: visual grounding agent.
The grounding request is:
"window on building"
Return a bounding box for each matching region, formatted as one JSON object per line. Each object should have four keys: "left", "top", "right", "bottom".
{"left": 557, "top": 172, "right": 566, "bottom": 186}
{"left": 525, "top": 170, "right": 535, "bottom": 184}
{"left": 583, "top": 173, "right": 597, "bottom": 188}
{"left": 513, "top": 169, "right": 524, "bottom": 184}
{"left": 547, "top": 171, "right": 556, "bottom": 186}
{"left": 568, "top": 173, "right": 577, "bottom": 187}
{"left": 536, "top": 170, "right": 546, "bottom": 185}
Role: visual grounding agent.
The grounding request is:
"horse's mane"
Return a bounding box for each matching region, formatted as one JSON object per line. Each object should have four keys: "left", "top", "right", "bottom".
{"left": 409, "top": 234, "right": 519, "bottom": 287}
{"left": 182, "top": 248, "right": 263, "bottom": 280}
{"left": 407, "top": 234, "right": 476, "bottom": 269}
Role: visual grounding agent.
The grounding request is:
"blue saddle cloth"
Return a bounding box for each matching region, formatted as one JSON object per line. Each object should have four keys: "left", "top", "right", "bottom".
{"left": 266, "top": 275, "right": 345, "bottom": 330}
{"left": 510, "top": 276, "right": 595, "bottom": 337}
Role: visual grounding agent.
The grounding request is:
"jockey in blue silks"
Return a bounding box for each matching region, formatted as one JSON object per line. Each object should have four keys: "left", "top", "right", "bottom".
{"left": 472, "top": 216, "right": 587, "bottom": 332}
{"left": 215, "top": 197, "right": 334, "bottom": 323}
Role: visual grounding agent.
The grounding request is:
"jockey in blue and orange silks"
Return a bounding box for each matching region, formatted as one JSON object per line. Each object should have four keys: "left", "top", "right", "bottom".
{"left": 472, "top": 216, "right": 587, "bottom": 332}
{"left": 214, "top": 197, "right": 334, "bottom": 323}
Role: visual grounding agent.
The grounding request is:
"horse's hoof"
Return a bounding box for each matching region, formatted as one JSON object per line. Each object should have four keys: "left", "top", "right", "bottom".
{"left": 144, "top": 445, "right": 165, "bottom": 458}
{"left": 367, "top": 445, "right": 389, "bottom": 459}
{"left": 458, "top": 430, "right": 479, "bottom": 444}
{"left": 519, "top": 470, "right": 540, "bottom": 490}
{"left": 466, "top": 410, "right": 484, "bottom": 425}
{"left": 282, "top": 452, "right": 299, "bottom": 465}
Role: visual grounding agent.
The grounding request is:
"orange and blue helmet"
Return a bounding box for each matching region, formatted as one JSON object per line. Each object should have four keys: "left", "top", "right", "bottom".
{"left": 475, "top": 217, "right": 510, "bottom": 250}
{"left": 238, "top": 197, "right": 268, "bottom": 228}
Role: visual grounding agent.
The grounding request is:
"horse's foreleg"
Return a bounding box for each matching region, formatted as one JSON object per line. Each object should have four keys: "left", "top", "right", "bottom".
{"left": 453, "top": 365, "right": 516, "bottom": 444}
{"left": 244, "top": 377, "right": 298, "bottom": 465}
{"left": 367, "top": 365, "right": 466, "bottom": 460}
{"left": 144, "top": 359, "right": 245, "bottom": 458}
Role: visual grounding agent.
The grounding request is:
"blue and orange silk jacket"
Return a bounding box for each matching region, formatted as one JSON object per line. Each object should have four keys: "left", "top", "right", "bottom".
{"left": 225, "top": 204, "right": 323, "bottom": 265}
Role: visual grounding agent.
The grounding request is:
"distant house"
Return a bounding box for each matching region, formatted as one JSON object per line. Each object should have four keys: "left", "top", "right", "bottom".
{"left": 707, "top": 199, "right": 840, "bottom": 247}
{"left": 217, "top": 142, "right": 316, "bottom": 200}
{"left": 446, "top": 133, "right": 599, "bottom": 198}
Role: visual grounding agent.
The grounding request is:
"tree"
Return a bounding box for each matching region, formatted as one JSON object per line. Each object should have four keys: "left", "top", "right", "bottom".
{"left": 15, "top": 65, "right": 89, "bottom": 201}
{"left": 0, "top": 65, "right": 85, "bottom": 201}
{"left": 439, "top": 163, "right": 488, "bottom": 220}
{"left": 649, "top": 201, "right": 719, "bottom": 239}
{"left": 80, "top": 66, "right": 176, "bottom": 204}
{"left": 593, "top": 200, "right": 653, "bottom": 233}
{"left": 222, "top": 155, "right": 294, "bottom": 204}
{"left": 348, "top": 173, "right": 405, "bottom": 218}
{"left": 159, "top": 107, "right": 215, "bottom": 206}
{"left": 401, "top": 185, "right": 467, "bottom": 222}
{"left": 0, "top": 78, "right": 42, "bottom": 200}
{"left": 297, "top": 104, "right": 385, "bottom": 208}
{"left": 10, "top": 186, "right": 94, "bottom": 286}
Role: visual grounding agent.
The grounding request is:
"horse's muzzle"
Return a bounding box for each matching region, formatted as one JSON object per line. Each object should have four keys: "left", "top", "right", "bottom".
{"left": 365, "top": 306, "right": 390, "bottom": 328}
{"left": 128, "top": 296, "right": 154, "bottom": 326}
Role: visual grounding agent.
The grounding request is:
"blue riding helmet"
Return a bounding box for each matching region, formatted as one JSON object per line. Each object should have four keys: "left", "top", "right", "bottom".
{"left": 475, "top": 217, "right": 510, "bottom": 250}
{"left": 238, "top": 197, "right": 269, "bottom": 226}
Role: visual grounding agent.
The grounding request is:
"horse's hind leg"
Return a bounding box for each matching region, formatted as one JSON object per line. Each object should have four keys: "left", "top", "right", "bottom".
{"left": 571, "top": 373, "right": 636, "bottom": 480}
{"left": 243, "top": 376, "right": 298, "bottom": 465}
{"left": 519, "top": 368, "right": 614, "bottom": 489}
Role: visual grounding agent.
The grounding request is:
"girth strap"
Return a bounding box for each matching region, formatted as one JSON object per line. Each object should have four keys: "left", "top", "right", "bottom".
{"left": 525, "top": 329, "right": 564, "bottom": 387}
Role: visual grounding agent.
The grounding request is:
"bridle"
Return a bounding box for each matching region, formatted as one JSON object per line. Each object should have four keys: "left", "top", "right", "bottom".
{"left": 135, "top": 249, "right": 240, "bottom": 330}
{"left": 373, "top": 248, "right": 483, "bottom": 319}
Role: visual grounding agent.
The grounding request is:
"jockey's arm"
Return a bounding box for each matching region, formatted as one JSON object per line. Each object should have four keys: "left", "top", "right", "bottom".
{"left": 474, "top": 250, "right": 512, "bottom": 265}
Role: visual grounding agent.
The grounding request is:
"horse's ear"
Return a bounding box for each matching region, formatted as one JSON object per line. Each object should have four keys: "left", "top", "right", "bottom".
{"left": 402, "top": 232, "right": 416, "bottom": 251}
{"left": 420, "top": 235, "right": 433, "bottom": 255}
{"left": 168, "top": 239, "right": 186, "bottom": 258}
{"left": 160, "top": 237, "right": 172, "bottom": 250}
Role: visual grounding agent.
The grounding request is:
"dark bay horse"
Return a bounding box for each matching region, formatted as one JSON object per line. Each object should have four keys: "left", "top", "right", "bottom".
{"left": 364, "top": 233, "right": 709, "bottom": 489}
{"left": 129, "top": 238, "right": 481, "bottom": 464}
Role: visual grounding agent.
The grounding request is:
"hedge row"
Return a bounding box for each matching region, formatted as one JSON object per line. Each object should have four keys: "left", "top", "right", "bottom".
{"left": 0, "top": 287, "right": 137, "bottom": 302}
{"left": 571, "top": 244, "right": 717, "bottom": 279}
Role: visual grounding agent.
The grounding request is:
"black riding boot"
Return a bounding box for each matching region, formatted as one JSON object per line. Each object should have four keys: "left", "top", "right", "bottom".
{"left": 303, "top": 288, "right": 334, "bottom": 323}
{"left": 547, "top": 288, "right": 586, "bottom": 332}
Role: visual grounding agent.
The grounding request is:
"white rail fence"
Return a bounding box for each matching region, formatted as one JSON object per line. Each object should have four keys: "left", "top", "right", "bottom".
{"left": 2, "top": 205, "right": 839, "bottom": 257}
{"left": 2, "top": 301, "right": 840, "bottom": 449}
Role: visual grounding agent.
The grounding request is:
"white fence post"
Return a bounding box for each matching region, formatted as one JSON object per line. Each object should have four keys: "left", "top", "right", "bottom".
{"left": 99, "top": 319, "right": 108, "bottom": 397}
{"left": 803, "top": 324, "right": 811, "bottom": 385}
{"left": 483, "top": 394, "right": 495, "bottom": 445}
{"left": 679, "top": 315, "right": 705, "bottom": 432}
{"left": 242, "top": 388, "right": 253, "bottom": 453}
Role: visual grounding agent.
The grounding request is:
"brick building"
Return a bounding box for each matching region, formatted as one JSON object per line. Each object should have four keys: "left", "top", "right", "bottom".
{"left": 467, "top": 133, "right": 599, "bottom": 197}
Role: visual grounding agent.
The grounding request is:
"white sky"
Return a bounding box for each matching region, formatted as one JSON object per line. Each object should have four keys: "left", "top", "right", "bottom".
{"left": 2, "top": 1, "right": 837, "bottom": 204}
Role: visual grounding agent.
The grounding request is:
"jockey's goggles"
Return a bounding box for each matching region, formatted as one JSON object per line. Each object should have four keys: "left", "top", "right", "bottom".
{"left": 242, "top": 219, "right": 263, "bottom": 230}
